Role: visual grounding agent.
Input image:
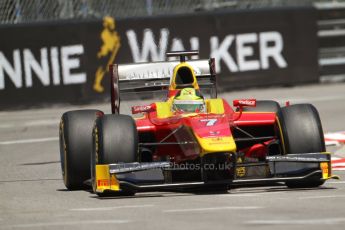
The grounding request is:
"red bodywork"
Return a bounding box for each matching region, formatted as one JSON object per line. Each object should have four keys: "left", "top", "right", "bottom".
{"left": 135, "top": 98, "right": 277, "bottom": 163}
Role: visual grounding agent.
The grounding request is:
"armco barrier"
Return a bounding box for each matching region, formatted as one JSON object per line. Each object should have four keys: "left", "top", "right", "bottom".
{"left": 317, "top": 4, "right": 345, "bottom": 80}
{"left": 0, "top": 7, "right": 318, "bottom": 109}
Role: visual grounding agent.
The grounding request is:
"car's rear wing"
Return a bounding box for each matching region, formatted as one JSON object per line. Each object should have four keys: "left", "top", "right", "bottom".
{"left": 109, "top": 54, "right": 216, "bottom": 114}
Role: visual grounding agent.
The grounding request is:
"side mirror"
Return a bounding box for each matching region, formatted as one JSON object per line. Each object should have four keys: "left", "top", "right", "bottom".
{"left": 232, "top": 99, "right": 256, "bottom": 121}
{"left": 131, "top": 104, "right": 156, "bottom": 114}
{"left": 233, "top": 99, "right": 256, "bottom": 107}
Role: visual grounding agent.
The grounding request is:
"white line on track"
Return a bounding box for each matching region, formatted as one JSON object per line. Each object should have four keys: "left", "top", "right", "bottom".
{"left": 0, "top": 120, "right": 58, "bottom": 129}
{"left": 0, "top": 137, "right": 58, "bottom": 145}
{"left": 25, "top": 119, "right": 58, "bottom": 127}
{"left": 70, "top": 204, "right": 154, "bottom": 211}
{"left": 228, "top": 189, "right": 286, "bottom": 197}
{"left": 218, "top": 192, "right": 286, "bottom": 197}
{"left": 219, "top": 191, "right": 287, "bottom": 198}
{"left": 298, "top": 195, "right": 345, "bottom": 200}
{"left": 3, "top": 220, "right": 130, "bottom": 228}
{"left": 218, "top": 193, "right": 262, "bottom": 197}
{"left": 163, "top": 206, "right": 263, "bottom": 213}
{"left": 327, "top": 181, "right": 345, "bottom": 184}
{"left": 246, "top": 218, "right": 345, "bottom": 225}
{"left": 0, "top": 124, "right": 15, "bottom": 128}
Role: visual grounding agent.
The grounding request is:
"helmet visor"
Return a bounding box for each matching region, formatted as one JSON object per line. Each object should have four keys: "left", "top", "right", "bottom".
{"left": 173, "top": 100, "right": 204, "bottom": 113}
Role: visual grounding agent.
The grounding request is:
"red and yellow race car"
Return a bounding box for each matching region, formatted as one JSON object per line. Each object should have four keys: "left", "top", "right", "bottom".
{"left": 59, "top": 51, "right": 338, "bottom": 196}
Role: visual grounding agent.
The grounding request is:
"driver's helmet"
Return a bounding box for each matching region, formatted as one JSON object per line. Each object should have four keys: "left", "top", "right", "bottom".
{"left": 172, "top": 88, "right": 205, "bottom": 113}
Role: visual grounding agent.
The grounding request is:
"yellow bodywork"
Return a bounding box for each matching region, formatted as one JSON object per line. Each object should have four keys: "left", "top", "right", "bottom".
{"left": 195, "top": 98, "right": 235, "bottom": 156}
{"left": 169, "top": 62, "right": 200, "bottom": 90}
{"left": 206, "top": 98, "right": 225, "bottom": 114}
{"left": 320, "top": 162, "right": 330, "bottom": 179}
{"left": 94, "top": 164, "right": 120, "bottom": 193}
{"left": 196, "top": 136, "right": 237, "bottom": 157}
{"left": 155, "top": 101, "right": 173, "bottom": 118}
{"left": 155, "top": 98, "right": 225, "bottom": 118}
{"left": 320, "top": 160, "right": 340, "bottom": 180}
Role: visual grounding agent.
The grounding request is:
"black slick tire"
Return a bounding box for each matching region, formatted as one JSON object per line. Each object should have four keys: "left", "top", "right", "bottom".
{"left": 59, "top": 110, "right": 103, "bottom": 190}
{"left": 91, "top": 114, "right": 138, "bottom": 196}
{"left": 280, "top": 104, "right": 326, "bottom": 188}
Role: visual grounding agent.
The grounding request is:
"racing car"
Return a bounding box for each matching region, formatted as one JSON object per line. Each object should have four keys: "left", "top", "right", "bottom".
{"left": 59, "top": 50, "right": 338, "bottom": 196}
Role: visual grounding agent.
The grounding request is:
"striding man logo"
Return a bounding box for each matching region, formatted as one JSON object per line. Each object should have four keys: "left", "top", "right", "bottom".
{"left": 93, "top": 16, "right": 121, "bottom": 93}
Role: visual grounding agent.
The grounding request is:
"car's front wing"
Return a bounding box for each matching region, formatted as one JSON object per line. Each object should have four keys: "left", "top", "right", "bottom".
{"left": 94, "top": 153, "right": 339, "bottom": 195}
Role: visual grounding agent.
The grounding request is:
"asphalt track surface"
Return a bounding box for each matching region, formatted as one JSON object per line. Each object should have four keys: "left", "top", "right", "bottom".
{"left": 1, "top": 83, "right": 345, "bottom": 230}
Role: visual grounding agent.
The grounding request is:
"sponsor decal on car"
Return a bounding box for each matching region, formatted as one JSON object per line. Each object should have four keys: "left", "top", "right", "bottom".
{"left": 97, "top": 179, "right": 110, "bottom": 187}
{"left": 236, "top": 157, "right": 246, "bottom": 177}
{"left": 320, "top": 162, "right": 329, "bottom": 179}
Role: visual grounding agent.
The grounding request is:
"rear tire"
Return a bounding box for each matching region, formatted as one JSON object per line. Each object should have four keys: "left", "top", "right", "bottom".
{"left": 280, "top": 104, "right": 326, "bottom": 188}
{"left": 91, "top": 114, "right": 138, "bottom": 195}
{"left": 59, "top": 110, "right": 103, "bottom": 190}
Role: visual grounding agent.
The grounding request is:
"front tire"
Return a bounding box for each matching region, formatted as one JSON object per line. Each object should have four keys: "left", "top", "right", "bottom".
{"left": 280, "top": 104, "right": 325, "bottom": 154}
{"left": 91, "top": 114, "right": 138, "bottom": 195}
{"left": 280, "top": 104, "right": 326, "bottom": 188}
{"left": 59, "top": 110, "right": 103, "bottom": 190}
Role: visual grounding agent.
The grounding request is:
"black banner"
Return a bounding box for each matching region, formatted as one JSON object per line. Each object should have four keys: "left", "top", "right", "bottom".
{"left": 0, "top": 7, "right": 318, "bottom": 109}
